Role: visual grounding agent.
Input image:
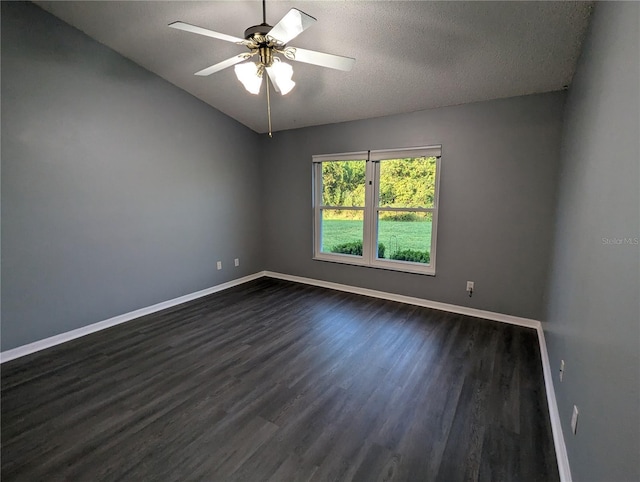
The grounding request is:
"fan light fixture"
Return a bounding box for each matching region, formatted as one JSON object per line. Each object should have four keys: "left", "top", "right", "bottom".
{"left": 169, "top": 0, "right": 355, "bottom": 136}
{"left": 234, "top": 62, "right": 262, "bottom": 95}
{"left": 234, "top": 59, "right": 296, "bottom": 96}
{"left": 267, "top": 60, "right": 296, "bottom": 95}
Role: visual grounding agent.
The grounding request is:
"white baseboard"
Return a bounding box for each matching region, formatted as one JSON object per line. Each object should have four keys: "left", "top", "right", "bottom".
{"left": 0, "top": 268, "right": 570, "bottom": 481}
{"left": 263, "top": 271, "right": 541, "bottom": 329}
{"left": 0, "top": 272, "right": 265, "bottom": 364}
{"left": 536, "top": 325, "right": 572, "bottom": 482}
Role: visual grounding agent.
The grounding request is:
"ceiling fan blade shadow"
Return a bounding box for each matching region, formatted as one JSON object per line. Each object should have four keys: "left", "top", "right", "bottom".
{"left": 288, "top": 47, "right": 355, "bottom": 72}
{"left": 268, "top": 8, "right": 316, "bottom": 45}
{"left": 169, "top": 21, "right": 244, "bottom": 44}
{"left": 195, "top": 55, "right": 251, "bottom": 76}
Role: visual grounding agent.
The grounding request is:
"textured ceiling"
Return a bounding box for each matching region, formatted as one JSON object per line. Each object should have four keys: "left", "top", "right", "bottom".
{"left": 34, "top": 1, "right": 592, "bottom": 133}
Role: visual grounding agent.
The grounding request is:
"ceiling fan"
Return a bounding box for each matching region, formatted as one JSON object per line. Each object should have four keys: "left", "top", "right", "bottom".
{"left": 169, "top": 0, "right": 355, "bottom": 136}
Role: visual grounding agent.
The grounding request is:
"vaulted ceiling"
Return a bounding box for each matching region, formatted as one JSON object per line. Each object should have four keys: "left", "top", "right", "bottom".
{"left": 35, "top": 1, "right": 592, "bottom": 133}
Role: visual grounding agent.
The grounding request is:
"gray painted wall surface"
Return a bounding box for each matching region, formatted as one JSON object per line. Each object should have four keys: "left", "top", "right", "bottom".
{"left": 544, "top": 3, "right": 639, "bottom": 481}
{"left": 263, "top": 92, "right": 565, "bottom": 320}
{"left": 1, "top": 2, "right": 263, "bottom": 351}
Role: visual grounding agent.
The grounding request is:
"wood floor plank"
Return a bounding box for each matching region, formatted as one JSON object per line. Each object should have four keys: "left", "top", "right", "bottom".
{"left": 1, "top": 278, "right": 559, "bottom": 481}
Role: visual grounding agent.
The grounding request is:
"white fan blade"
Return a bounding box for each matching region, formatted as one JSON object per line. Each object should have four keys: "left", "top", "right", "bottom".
{"left": 169, "top": 21, "right": 244, "bottom": 44}
{"left": 268, "top": 8, "right": 316, "bottom": 45}
{"left": 288, "top": 47, "right": 355, "bottom": 72}
{"left": 195, "top": 54, "right": 249, "bottom": 76}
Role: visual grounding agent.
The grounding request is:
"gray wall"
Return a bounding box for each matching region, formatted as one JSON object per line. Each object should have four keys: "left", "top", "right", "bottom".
{"left": 544, "top": 3, "right": 639, "bottom": 481}
{"left": 1, "top": 2, "right": 263, "bottom": 351}
{"left": 263, "top": 92, "right": 565, "bottom": 320}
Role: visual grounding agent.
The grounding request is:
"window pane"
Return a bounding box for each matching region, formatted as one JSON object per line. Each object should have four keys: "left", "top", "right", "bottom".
{"left": 321, "top": 209, "right": 364, "bottom": 255}
{"left": 377, "top": 211, "right": 432, "bottom": 264}
{"left": 321, "top": 160, "right": 366, "bottom": 207}
{"left": 378, "top": 157, "right": 437, "bottom": 208}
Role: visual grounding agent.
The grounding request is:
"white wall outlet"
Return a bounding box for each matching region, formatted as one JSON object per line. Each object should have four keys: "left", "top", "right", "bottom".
{"left": 216, "top": 261, "right": 222, "bottom": 270}
{"left": 234, "top": 258, "right": 239, "bottom": 267}
{"left": 571, "top": 405, "right": 579, "bottom": 434}
{"left": 466, "top": 281, "right": 474, "bottom": 298}
{"left": 559, "top": 359, "right": 565, "bottom": 382}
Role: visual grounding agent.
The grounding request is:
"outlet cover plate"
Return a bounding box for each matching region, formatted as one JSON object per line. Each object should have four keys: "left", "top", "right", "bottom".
{"left": 571, "top": 405, "right": 579, "bottom": 434}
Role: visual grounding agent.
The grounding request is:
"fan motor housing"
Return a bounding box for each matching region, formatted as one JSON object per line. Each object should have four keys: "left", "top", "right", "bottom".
{"left": 244, "top": 23, "right": 272, "bottom": 40}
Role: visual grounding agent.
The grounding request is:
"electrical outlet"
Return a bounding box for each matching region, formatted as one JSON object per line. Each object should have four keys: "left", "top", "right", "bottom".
{"left": 216, "top": 261, "right": 222, "bottom": 270}
{"left": 234, "top": 258, "right": 240, "bottom": 267}
{"left": 466, "top": 281, "right": 474, "bottom": 297}
{"left": 571, "top": 405, "right": 579, "bottom": 434}
{"left": 560, "top": 360, "right": 565, "bottom": 382}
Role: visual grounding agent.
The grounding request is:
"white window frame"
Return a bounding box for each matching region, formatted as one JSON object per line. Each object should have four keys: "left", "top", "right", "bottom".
{"left": 313, "top": 146, "right": 442, "bottom": 275}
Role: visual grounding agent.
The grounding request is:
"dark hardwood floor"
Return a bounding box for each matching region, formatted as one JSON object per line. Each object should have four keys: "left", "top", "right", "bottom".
{"left": 1, "top": 278, "right": 559, "bottom": 481}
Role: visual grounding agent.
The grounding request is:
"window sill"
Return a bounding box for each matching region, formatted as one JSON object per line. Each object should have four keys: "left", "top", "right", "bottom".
{"left": 313, "top": 253, "right": 436, "bottom": 276}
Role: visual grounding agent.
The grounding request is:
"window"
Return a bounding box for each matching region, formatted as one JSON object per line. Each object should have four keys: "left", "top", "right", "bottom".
{"left": 313, "top": 146, "right": 441, "bottom": 275}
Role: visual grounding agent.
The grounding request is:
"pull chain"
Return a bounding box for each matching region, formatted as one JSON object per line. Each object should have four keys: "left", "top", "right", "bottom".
{"left": 262, "top": 0, "right": 271, "bottom": 137}
{"left": 266, "top": 74, "right": 273, "bottom": 137}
